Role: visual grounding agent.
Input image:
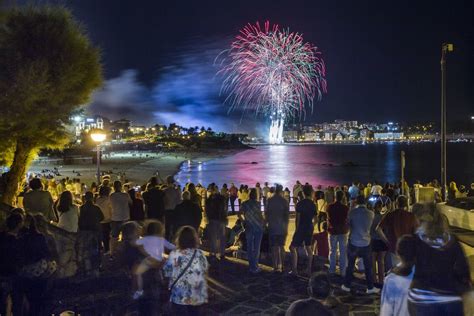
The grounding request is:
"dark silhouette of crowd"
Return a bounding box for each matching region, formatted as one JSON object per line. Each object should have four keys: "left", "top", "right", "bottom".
{"left": 0, "top": 173, "right": 473, "bottom": 315}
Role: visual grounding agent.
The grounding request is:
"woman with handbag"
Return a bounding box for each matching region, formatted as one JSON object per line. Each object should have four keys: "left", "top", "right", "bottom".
{"left": 163, "top": 226, "right": 209, "bottom": 315}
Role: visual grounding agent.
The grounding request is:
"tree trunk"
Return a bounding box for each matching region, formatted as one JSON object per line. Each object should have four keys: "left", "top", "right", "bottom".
{"left": 1, "top": 140, "right": 34, "bottom": 206}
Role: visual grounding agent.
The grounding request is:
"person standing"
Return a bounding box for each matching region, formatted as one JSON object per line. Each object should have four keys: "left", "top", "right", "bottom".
{"left": 265, "top": 184, "right": 290, "bottom": 272}
{"left": 174, "top": 191, "right": 202, "bottom": 233}
{"left": 262, "top": 182, "right": 270, "bottom": 211}
{"left": 79, "top": 191, "right": 104, "bottom": 232}
{"left": 56, "top": 191, "right": 79, "bottom": 233}
{"left": 17, "top": 216, "right": 55, "bottom": 315}
{"left": 220, "top": 183, "right": 230, "bottom": 213}
{"left": 376, "top": 195, "right": 417, "bottom": 267}
{"left": 128, "top": 188, "right": 145, "bottom": 221}
{"left": 142, "top": 177, "right": 165, "bottom": 221}
{"left": 109, "top": 180, "right": 132, "bottom": 254}
{"left": 255, "top": 183, "right": 263, "bottom": 207}
{"left": 228, "top": 183, "right": 238, "bottom": 214}
{"left": 341, "top": 195, "right": 379, "bottom": 294}
{"left": 186, "top": 183, "right": 202, "bottom": 210}
{"left": 95, "top": 185, "right": 112, "bottom": 253}
{"left": 292, "top": 180, "right": 303, "bottom": 205}
{"left": 0, "top": 212, "right": 24, "bottom": 316}
{"left": 407, "top": 203, "right": 471, "bottom": 316}
{"left": 239, "top": 188, "right": 265, "bottom": 273}
{"left": 79, "top": 191, "right": 104, "bottom": 271}
{"left": 348, "top": 182, "right": 359, "bottom": 201}
{"left": 326, "top": 190, "right": 349, "bottom": 276}
{"left": 163, "top": 226, "right": 209, "bottom": 315}
{"left": 205, "top": 187, "right": 227, "bottom": 260}
{"left": 371, "top": 201, "right": 388, "bottom": 286}
{"left": 163, "top": 176, "right": 181, "bottom": 240}
{"left": 23, "top": 178, "right": 56, "bottom": 222}
{"left": 289, "top": 185, "right": 317, "bottom": 276}
{"left": 380, "top": 235, "right": 416, "bottom": 316}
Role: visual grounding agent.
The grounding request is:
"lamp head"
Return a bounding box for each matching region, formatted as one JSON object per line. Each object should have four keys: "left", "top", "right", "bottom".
{"left": 90, "top": 129, "right": 106, "bottom": 143}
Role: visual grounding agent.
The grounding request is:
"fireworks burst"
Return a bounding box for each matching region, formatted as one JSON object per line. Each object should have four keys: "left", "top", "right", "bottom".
{"left": 217, "top": 21, "right": 327, "bottom": 122}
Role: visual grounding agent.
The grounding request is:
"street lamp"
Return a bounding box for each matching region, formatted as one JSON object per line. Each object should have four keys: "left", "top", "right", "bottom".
{"left": 440, "top": 43, "right": 453, "bottom": 201}
{"left": 90, "top": 129, "right": 106, "bottom": 185}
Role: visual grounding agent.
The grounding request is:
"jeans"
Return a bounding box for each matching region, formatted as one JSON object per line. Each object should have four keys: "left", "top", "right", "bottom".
{"left": 245, "top": 225, "right": 263, "bottom": 271}
{"left": 208, "top": 220, "right": 226, "bottom": 256}
{"left": 329, "top": 234, "right": 348, "bottom": 275}
{"left": 408, "top": 299, "right": 463, "bottom": 316}
{"left": 229, "top": 196, "right": 237, "bottom": 213}
{"left": 110, "top": 221, "right": 125, "bottom": 238}
{"left": 344, "top": 243, "right": 374, "bottom": 289}
{"left": 101, "top": 222, "right": 111, "bottom": 252}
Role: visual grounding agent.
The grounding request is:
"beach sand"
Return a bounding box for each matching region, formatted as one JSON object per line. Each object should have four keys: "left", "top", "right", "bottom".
{"left": 28, "top": 149, "right": 242, "bottom": 186}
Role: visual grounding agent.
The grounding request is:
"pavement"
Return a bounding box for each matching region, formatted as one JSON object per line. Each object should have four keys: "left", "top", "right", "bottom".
{"left": 202, "top": 256, "right": 380, "bottom": 315}
{"left": 45, "top": 254, "right": 380, "bottom": 315}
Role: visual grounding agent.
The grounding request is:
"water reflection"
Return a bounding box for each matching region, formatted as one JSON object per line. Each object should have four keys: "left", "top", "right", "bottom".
{"left": 175, "top": 144, "right": 474, "bottom": 188}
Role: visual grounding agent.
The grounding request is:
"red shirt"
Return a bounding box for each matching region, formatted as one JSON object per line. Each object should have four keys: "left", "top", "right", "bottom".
{"left": 326, "top": 201, "right": 349, "bottom": 235}
{"left": 229, "top": 186, "right": 238, "bottom": 197}
{"left": 312, "top": 231, "right": 329, "bottom": 258}
{"left": 378, "top": 209, "right": 417, "bottom": 253}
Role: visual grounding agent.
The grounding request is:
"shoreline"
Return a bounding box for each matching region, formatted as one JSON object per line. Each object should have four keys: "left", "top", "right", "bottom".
{"left": 28, "top": 148, "right": 248, "bottom": 186}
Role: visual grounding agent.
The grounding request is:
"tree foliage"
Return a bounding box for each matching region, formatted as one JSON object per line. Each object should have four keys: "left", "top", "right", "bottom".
{"left": 0, "top": 5, "right": 102, "bottom": 204}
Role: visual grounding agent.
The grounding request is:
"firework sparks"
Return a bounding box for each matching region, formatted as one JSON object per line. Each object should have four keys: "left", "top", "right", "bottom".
{"left": 217, "top": 21, "right": 327, "bottom": 143}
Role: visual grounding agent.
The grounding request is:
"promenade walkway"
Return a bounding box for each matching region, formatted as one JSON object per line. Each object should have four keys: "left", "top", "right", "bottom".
{"left": 46, "top": 254, "right": 380, "bottom": 315}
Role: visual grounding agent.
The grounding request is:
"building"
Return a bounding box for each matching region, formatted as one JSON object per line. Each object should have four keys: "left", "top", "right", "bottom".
{"left": 130, "top": 125, "right": 146, "bottom": 135}
{"left": 74, "top": 116, "right": 105, "bottom": 137}
{"left": 283, "top": 130, "right": 298, "bottom": 142}
{"left": 110, "top": 119, "right": 132, "bottom": 140}
{"left": 374, "top": 132, "right": 404, "bottom": 140}
{"left": 303, "top": 131, "right": 318, "bottom": 142}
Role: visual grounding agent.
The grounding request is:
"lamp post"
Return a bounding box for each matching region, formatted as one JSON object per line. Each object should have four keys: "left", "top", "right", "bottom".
{"left": 440, "top": 43, "right": 453, "bottom": 201}
{"left": 90, "top": 130, "right": 106, "bottom": 185}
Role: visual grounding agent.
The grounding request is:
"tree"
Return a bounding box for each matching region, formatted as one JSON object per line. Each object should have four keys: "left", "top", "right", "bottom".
{"left": 0, "top": 5, "right": 102, "bottom": 204}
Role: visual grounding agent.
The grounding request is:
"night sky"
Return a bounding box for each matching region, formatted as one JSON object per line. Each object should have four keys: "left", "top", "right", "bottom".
{"left": 17, "top": 1, "right": 474, "bottom": 133}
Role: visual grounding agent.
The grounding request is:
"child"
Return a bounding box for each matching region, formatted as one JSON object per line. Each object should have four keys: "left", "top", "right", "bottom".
{"left": 380, "top": 234, "right": 416, "bottom": 316}
{"left": 133, "top": 220, "right": 176, "bottom": 299}
{"left": 312, "top": 221, "right": 329, "bottom": 268}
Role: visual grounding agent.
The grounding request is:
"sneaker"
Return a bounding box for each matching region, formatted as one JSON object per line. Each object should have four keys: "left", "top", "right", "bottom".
{"left": 341, "top": 284, "right": 351, "bottom": 292}
{"left": 287, "top": 270, "right": 299, "bottom": 278}
{"left": 132, "top": 290, "right": 144, "bottom": 300}
{"left": 366, "top": 287, "right": 381, "bottom": 295}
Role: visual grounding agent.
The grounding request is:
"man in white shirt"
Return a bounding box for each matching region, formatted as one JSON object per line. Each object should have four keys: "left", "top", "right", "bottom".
{"left": 109, "top": 180, "right": 132, "bottom": 254}
{"left": 371, "top": 181, "right": 383, "bottom": 196}
{"left": 163, "top": 176, "right": 181, "bottom": 240}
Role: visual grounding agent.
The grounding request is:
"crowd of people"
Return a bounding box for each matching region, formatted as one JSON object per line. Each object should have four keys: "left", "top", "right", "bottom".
{"left": 0, "top": 172, "right": 473, "bottom": 315}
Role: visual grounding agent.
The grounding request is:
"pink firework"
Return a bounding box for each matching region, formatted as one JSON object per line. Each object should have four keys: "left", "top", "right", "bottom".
{"left": 217, "top": 21, "right": 327, "bottom": 119}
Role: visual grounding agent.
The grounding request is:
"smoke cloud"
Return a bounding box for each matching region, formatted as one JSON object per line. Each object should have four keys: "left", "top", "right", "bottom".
{"left": 87, "top": 39, "right": 263, "bottom": 136}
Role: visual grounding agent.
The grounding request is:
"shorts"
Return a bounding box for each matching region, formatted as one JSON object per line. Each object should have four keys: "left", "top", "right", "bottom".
{"left": 110, "top": 221, "right": 125, "bottom": 238}
{"left": 371, "top": 239, "right": 388, "bottom": 252}
{"left": 290, "top": 230, "right": 313, "bottom": 247}
{"left": 269, "top": 234, "right": 286, "bottom": 247}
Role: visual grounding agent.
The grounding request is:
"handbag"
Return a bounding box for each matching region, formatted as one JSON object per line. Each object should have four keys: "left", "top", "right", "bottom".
{"left": 163, "top": 249, "right": 198, "bottom": 313}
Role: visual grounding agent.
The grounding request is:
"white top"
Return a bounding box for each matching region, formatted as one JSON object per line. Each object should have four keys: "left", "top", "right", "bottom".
{"left": 163, "top": 186, "right": 181, "bottom": 210}
{"left": 371, "top": 184, "right": 383, "bottom": 196}
{"left": 380, "top": 267, "right": 414, "bottom": 316}
{"left": 95, "top": 196, "right": 112, "bottom": 223}
{"left": 109, "top": 192, "right": 132, "bottom": 221}
{"left": 136, "top": 236, "right": 175, "bottom": 260}
{"left": 58, "top": 205, "right": 79, "bottom": 233}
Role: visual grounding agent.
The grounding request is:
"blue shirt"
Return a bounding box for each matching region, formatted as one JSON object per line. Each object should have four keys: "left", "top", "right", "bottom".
{"left": 348, "top": 185, "right": 359, "bottom": 199}
{"left": 348, "top": 205, "right": 374, "bottom": 247}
